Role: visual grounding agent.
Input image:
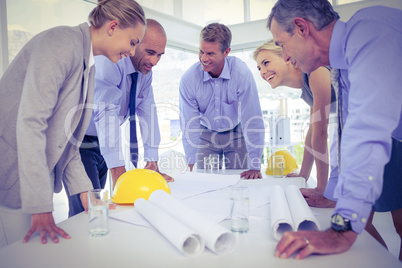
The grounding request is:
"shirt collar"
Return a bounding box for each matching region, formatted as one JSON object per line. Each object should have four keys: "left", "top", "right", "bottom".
{"left": 203, "top": 57, "right": 231, "bottom": 81}
{"left": 86, "top": 21, "right": 95, "bottom": 68}
{"left": 121, "top": 56, "right": 137, "bottom": 75}
{"left": 329, "top": 20, "right": 348, "bottom": 69}
{"left": 88, "top": 42, "right": 94, "bottom": 68}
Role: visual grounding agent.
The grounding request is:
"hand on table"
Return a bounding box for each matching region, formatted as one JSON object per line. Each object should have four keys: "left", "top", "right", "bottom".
{"left": 160, "top": 173, "right": 174, "bottom": 182}
{"left": 23, "top": 212, "right": 70, "bottom": 244}
{"left": 300, "top": 188, "right": 336, "bottom": 208}
{"left": 240, "top": 169, "right": 262, "bottom": 180}
{"left": 274, "top": 229, "right": 358, "bottom": 260}
{"left": 81, "top": 191, "right": 117, "bottom": 211}
{"left": 286, "top": 172, "right": 305, "bottom": 178}
{"left": 144, "top": 161, "right": 175, "bottom": 182}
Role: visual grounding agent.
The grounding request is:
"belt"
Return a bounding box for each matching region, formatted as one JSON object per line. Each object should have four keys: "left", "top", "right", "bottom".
{"left": 204, "top": 124, "right": 240, "bottom": 133}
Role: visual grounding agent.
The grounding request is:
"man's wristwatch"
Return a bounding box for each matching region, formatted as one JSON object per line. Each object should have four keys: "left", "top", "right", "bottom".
{"left": 331, "top": 213, "right": 352, "bottom": 232}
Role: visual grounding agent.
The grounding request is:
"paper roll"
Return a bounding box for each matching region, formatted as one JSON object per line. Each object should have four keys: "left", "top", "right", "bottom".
{"left": 150, "top": 190, "right": 236, "bottom": 254}
{"left": 285, "top": 185, "right": 320, "bottom": 232}
{"left": 269, "top": 185, "right": 320, "bottom": 241}
{"left": 134, "top": 198, "right": 204, "bottom": 256}
{"left": 270, "top": 185, "right": 294, "bottom": 241}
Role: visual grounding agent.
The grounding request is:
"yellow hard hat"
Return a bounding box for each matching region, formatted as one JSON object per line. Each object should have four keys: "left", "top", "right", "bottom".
{"left": 266, "top": 150, "right": 298, "bottom": 176}
{"left": 111, "top": 169, "right": 171, "bottom": 204}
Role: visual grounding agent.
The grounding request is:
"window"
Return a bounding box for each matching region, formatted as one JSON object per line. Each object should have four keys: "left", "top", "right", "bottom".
{"left": 7, "top": 0, "right": 93, "bottom": 62}
{"left": 250, "top": 0, "right": 277, "bottom": 21}
{"left": 182, "top": 0, "right": 244, "bottom": 26}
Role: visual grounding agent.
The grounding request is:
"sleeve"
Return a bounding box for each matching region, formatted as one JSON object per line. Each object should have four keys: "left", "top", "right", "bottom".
{"left": 135, "top": 72, "right": 160, "bottom": 161}
{"left": 93, "top": 56, "right": 126, "bottom": 169}
{"left": 63, "top": 149, "right": 94, "bottom": 196}
{"left": 179, "top": 73, "right": 202, "bottom": 165}
{"left": 236, "top": 63, "right": 265, "bottom": 170}
{"left": 17, "top": 29, "right": 83, "bottom": 213}
{"left": 333, "top": 20, "right": 402, "bottom": 233}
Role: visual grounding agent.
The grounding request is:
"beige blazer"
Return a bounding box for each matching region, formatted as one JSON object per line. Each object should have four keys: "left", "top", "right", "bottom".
{"left": 0, "top": 23, "right": 94, "bottom": 214}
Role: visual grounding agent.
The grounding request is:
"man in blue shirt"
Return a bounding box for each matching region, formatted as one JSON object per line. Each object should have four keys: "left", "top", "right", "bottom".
{"left": 66, "top": 19, "right": 173, "bottom": 217}
{"left": 179, "top": 23, "right": 265, "bottom": 180}
{"left": 268, "top": 0, "right": 402, "bottom": 260}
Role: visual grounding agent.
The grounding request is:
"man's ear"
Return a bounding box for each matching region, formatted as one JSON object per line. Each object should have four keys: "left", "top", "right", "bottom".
{"left": 223, "top": 47, "right": 231, "bottom": 57}
{"left": 293, "top": 17, "right": 309, "bottom": 36}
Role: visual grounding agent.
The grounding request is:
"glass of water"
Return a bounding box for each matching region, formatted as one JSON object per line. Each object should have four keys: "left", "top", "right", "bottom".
{"left": 230, "top": 186, "right": 249, "bottom": 233}
{"left": 88, "top": 189, "right": 109, "bottom": 237}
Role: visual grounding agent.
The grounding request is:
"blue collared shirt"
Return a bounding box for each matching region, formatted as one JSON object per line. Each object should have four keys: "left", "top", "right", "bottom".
{"left": 179, "top": 56, "right": 265, "bottom": 169}
{"left": 329, "top": 6, "right": 402, "bottom": 233}
{"left": 86, "top": 56, "right": 160, "bottom": 168}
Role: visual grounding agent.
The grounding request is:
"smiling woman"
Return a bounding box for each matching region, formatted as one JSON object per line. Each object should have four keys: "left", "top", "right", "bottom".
{"left": 0, "top": 0, "right": 146, "bottom": 248}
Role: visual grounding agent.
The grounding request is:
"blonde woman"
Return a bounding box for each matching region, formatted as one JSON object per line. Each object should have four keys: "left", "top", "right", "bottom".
{"left": 254, "top": 40, "right": 336, "bottom": 204}
{"left": 0, "top": 0, "right": 146, "bottom": 247}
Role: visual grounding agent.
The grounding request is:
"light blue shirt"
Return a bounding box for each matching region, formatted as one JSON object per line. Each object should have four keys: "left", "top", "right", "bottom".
{"left": 179, "top": 56, "right": 265, "bottom": 169}
{"left": 329, "top": 6, "right": 402, "bottom": 233}
{"left": 86, "top": 56, "right": 160, "bottom": 169}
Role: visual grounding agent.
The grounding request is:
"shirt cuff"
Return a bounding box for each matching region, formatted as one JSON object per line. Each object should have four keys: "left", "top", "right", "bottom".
{"left": 103, "top": 151, "right": 125, "bottom": 169}
{"left": 333, "top": 198, "right": 373, "bottom": 234}
{"left": 143, "top": 148, "right": 159, "bottom": 162}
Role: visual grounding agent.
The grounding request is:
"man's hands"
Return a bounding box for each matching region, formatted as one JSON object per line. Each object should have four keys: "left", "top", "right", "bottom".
{"left": 23, "top": 212, "right": 70, "bottom": 245}
{"left": 144, "top": 161, "right": 174, "bottom": 182}
{"left": 240, "top": 169, "right": 262, "bottom": 180}
{"left": 111, "top": 166, "right": 127, "bottom": 189}
{"left": 300, "top": 188, "right": 336, "bottom": 208}
{"left": 274, "top": 229, "right": 357, "bottom": 259}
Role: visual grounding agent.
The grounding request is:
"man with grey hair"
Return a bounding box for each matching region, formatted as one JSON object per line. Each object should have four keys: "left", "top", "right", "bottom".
{"left": 268, "top": 0, "right": 402, "bottom": 260}
{"left": 179, "top": 23, "right": 265, "bottom": 179}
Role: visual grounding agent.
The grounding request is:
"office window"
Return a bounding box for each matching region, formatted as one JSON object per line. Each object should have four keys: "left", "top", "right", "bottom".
{"left": 182, "top": 0, "right": 244, "bottom": 26}
{"left": 147, "top": 47, "right": 198, "bottom": 152}
{"left": 337, "top": 0, "right": 366, "bottom": 4}
{"left": 7, "top": 0, "right": 93, "bottom": 62}
{"left": 137, "top": 0, "right": 175, "bottom": 16}
{"left": 250, "top": 0, "right": 277, "bottom": 21}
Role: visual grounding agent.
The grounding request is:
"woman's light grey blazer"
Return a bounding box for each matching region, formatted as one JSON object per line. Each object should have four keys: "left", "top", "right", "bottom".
{"left": 0, "top": 23, "right": 94, "bottom": 214}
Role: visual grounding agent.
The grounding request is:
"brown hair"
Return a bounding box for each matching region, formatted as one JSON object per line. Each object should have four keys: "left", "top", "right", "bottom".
{"left": 200, "top": 23, "right": 232, "bottom": 52}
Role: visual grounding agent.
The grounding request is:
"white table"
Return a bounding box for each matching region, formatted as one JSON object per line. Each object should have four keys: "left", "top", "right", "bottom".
{"left": 0, "top": 171, "right": 400, "bottom": 268}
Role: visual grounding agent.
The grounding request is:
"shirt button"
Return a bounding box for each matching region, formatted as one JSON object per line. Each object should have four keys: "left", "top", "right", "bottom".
{"left": 352, "top": 213, "right": 358, "bottom": 219}
{"left": 361, "top": 217, "right": 367, "bottom": 223}
{"left": 368, "top": 176, "right": 374, "bottom": 181}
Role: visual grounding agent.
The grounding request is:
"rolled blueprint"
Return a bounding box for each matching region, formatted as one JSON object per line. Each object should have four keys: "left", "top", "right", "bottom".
{"left": 270, "top": 185, "right": 320, "bottom": 241}
{"left": 270, "top": 185, "right": 294, "bottom": 241}
{"left": 134, "top": 198, "right": 204, "bottom": 256}
{"left": 149, "top": 190, "right": 236, "bottom": 254}
{"left": 285, "top": 185, "right": 320, "bottom": 232}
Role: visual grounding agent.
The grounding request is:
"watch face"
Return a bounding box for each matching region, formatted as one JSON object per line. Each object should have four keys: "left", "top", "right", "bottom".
{"left": 331, "top": 213, "right": 351, "bottom": 232}
{"left": 332, "top": 214, "right": 345, "bottom": 225}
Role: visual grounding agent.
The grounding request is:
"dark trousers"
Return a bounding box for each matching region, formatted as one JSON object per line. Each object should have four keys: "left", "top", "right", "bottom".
{"left": 373, "top": 138, "right": 402, "bottom": 212}
{"left": 65, "top": 135, "right": 108, "bottom": 217}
